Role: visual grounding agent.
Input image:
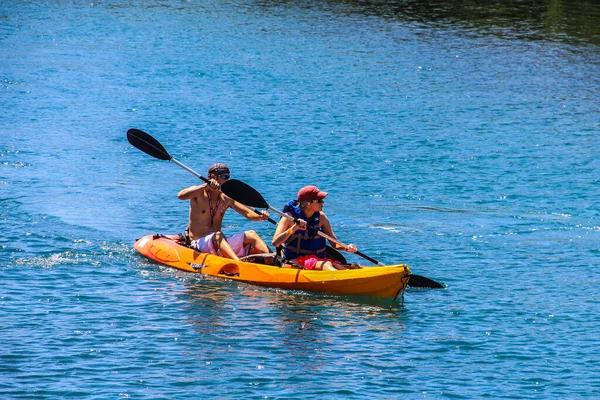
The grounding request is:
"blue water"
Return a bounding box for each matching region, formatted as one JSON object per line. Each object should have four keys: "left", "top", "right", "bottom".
{"left": 2, "top": 1, "right": 600, "bottom": 398}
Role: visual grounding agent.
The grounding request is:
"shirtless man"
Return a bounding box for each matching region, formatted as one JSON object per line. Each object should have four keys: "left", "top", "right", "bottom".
{"left": 177, "top": 163, "right": 271, "bottom": 260}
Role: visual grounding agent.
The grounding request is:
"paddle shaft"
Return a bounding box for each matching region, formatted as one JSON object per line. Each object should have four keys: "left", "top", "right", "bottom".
{"left": 267, "top": 206, "right": 384, "bottom": 266}
{"left": 170, "top": 159, "right": 210, "bottom": 184}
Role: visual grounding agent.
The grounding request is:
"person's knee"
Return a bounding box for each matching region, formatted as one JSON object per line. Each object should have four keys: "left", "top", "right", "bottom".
{"left": 321, "top": 261, "right": 336, "bottom": 271}
{"left": 244, "top": 230, "right": 259, "bottom": 242}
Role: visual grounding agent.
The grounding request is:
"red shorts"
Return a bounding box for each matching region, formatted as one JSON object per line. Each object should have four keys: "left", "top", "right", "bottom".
{"left": 296, "top": 255, "right": 339, "bottom": 270}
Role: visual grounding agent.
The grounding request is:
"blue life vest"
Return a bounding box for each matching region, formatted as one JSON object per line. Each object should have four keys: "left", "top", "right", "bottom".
{"left": 282, "top": 200, "right": 327, "bottom": 260}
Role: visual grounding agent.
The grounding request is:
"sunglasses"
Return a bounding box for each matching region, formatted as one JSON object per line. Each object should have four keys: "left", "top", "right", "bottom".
{"left": 310, "top": 199, "right": 324, "bottom": 204}
{"left": 218, "top": 174, "right": 230, "bottom": 180}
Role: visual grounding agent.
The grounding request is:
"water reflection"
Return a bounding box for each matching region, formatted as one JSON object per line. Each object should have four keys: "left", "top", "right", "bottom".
{"left": 179, "top": 278, "right": 407, "bottom": 338}
{"left": 252, "top": 0, "right": 600, "bottom": 45}
{"left": 180, "top": 282, "right": 408, "bottom": 376}
{"left": 134, "top": 267, "right": 411, "bottom": 382}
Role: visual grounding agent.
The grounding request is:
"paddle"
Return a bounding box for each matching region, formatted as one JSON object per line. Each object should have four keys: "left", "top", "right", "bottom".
{"left": 221, "top": 179, "right": 444, "bottom": 289}
{"left": 127, "top": 128, "right": 213, "bottom": 184}
{"left": 126, "top": 128, "right": 347, "bottom": 264}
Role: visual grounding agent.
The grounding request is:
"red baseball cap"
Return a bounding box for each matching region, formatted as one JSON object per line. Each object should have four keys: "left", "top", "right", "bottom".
{"left": 297, "top": 185, "right": 328, "bottom": 202}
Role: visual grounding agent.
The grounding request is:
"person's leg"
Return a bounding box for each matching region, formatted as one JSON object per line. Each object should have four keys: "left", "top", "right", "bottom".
{"left": 243, "top": 230, "right": 271, "bottom": 254}
{"left": 190, "top": 233, "right": 216, "bottom": 254}
{"left": 313, "top": 260, "right": 348, "bottom": 271}
{"left": 314, "top": 260, "right": 334, "bottom": 271}
{"left": 212, "top": 231, "right": 240, "bottom": 260}
{"left": 331, "top": 263, "right": 348, "bottom": 270}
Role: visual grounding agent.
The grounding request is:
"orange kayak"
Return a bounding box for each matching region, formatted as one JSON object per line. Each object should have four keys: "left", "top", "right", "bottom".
{"left": 134, "top": 234, "right": 411, "bottom": 300}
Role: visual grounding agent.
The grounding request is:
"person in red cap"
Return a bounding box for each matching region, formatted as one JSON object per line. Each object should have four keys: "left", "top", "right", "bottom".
{"left": 272, "top": 185, "right": 357, "bottom": 270}
{"left": 178, "top": 163, "right": 271, "bottom": 260}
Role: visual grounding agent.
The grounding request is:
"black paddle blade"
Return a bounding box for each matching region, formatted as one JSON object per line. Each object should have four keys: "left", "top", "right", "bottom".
{"left": 326, "top": 246, "right": 347, "bottom": 264}
{"left": 221, "top": 179, "right": 269, "bottom": 209}
{"left": 408, "top": 274, "right": 444, "bottom": 289}
{"left": 127, "top": 129, "right": 172, "bottom": 161}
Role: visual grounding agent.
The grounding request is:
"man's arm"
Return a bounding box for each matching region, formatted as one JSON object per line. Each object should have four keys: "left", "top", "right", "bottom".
{"left": 228, "top": 199, "right": 270, "bottom": 221}
{"left": 177, "top": 184, "right": 206, "bottom": 200}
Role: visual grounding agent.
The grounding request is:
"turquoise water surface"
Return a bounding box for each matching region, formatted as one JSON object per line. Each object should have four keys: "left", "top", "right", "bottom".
{"left": 2, "top": 1, "right": 600, "bottom": 398}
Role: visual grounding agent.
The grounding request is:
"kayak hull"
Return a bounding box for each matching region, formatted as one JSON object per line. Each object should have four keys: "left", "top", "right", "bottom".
{"left": 133, "top": 234, "right": 411, "bottom": 300}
